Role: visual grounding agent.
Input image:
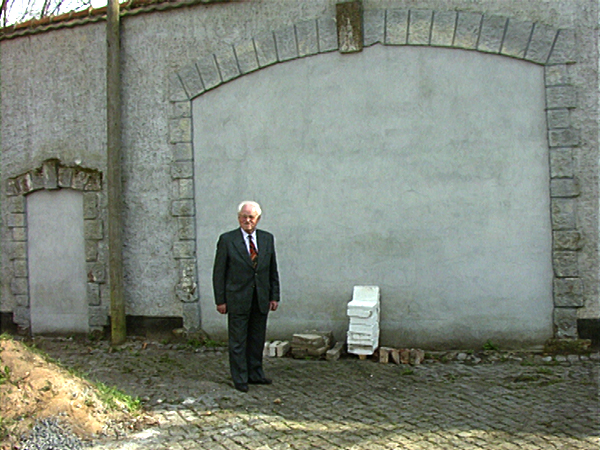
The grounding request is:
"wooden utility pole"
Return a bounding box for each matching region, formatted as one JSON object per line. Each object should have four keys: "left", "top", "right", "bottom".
{"left": 107, "top": 0, "right": 126, "bottom": 345}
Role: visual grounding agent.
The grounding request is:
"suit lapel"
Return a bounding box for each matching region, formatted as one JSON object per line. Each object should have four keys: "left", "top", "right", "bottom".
{"left": 233, "top": 229, "right": 254, "bottom": 267}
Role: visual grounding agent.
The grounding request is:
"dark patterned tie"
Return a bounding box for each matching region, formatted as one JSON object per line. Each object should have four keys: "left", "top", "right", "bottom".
{"left": 248, "top": 235, "right": 258, "bottom": 267}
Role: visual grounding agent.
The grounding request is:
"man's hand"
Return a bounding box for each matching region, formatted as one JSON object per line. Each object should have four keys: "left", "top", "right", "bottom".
{"left": 269, "top": 301, "right": 279, "bottom": 312}
{"left": 216, "top": 303, "right": 227, "bottom": 314}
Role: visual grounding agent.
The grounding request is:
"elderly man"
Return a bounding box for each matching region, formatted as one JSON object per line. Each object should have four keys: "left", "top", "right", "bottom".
{"left": 212, "top": 201, "right": 280, "bottom": 392}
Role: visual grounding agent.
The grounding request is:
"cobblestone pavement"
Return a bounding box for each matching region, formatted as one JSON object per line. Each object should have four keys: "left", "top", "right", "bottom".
{"left": 37, "top": 338, "right": 599, "bottom": 450}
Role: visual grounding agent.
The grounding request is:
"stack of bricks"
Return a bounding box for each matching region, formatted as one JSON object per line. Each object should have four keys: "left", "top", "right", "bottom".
{"left": 263, "top": 340, "right": 291, "bottom": 358}
{"left": 346, "top": 286, "right": 380, "bottom": 358}
{"left": 290, "top": 331, "right": 334, "bottom": 358}
{"left": 378, "top": 347, "right": 425, "bottom": 365}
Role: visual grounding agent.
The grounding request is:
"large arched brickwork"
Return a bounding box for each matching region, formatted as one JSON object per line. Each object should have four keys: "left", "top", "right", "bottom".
{"left": 6, "top": 159, "right": 106, "bottom": 333}
{"left": 168, "top": 9, "right": 582, "bottom": 339}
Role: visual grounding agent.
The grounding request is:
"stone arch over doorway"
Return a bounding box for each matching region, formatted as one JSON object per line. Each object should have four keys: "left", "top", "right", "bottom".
{"left": 167, "top": 9, "right": 581, "bottom": 339}
{"left": 6, "top": 159, "right": 106, "bottom": 334}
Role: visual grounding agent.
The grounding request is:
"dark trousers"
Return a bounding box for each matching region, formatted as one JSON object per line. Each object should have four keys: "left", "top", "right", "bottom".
{"left": 227, "top": 291, "right": 268, "bottom": 386}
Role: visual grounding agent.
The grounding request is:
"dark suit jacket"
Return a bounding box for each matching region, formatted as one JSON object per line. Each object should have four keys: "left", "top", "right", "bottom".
{"left": 213, "top": 228, "right": 280, "bottom": 315}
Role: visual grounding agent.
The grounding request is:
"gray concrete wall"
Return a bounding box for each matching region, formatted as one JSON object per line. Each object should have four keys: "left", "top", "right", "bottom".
{"left": 194, "top": 45, "right": 553, "bottom": 347}
{"left": 27, "top": 190, "right": 88, "bottom": 334}
{"left": 1, "top": 0, "right": 597, "bottom": 347}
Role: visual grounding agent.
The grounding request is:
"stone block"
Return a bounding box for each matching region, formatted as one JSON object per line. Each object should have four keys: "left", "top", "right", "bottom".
{"left": 291, "top": 331, "right": 333, "bottom": 358}
{"left": 553, "top": 230, "right": 582, "bottom": 251}
{"left": 525, "top": 23, "right": 557, "bottom": 64}
{"left": 71, "top": 169, "right": 91, "bottom": 190}
{"left": 169, "top": 118, "right": 192, "bottom": 144}
{"left": 178, "top": 217, "right": 196, "bottom": 240}
{"left": 7, "top": 213, "right": 25, "bottom": 228}
{"left": 547, "top": 28, "right": 575, "bottom": 65}
{"left": 500, "top": 18, "right": 533, "bottom": 59}
{"left": 15, "top": 295, "right": 29, "bottom": 307}
{"left": 336, "top": 1, "right": 363, "bottom": 53}
{"left": 317, "top": 16, "right": 338, "bottom": 52}
{"left": 551, "top": 198, "right": 576, "bottom": 230}
{"left": 58, "top": 167, "right": 74, "bottom": 188}
{"left": 84, "top": 171, "right": 102, "bottom": 192}
{"left": 326, "top": 341, "right": 344, "bottom": 361}
{"left": 11, "top": 277, "right": 28, "bottom": 295}
{"left": 175, "top": 64, "right": 204, "bottom": 98}
{"left": 478, "top": 15, "right": 507, "bottom": 53}
{"left": 87, "top": 282, "right": 100, "bottom": 306}
{"left": 363, "top": 9, "right": 385, "bottom": 47}
{"left": 10, "top": 241, "right": 26, "bottom": 260}
{"left": 169, "top": 72, "right": 190, "bottom": 102}
{"left": 173, "top": 241, "right": 196, "bottom": 259}
{"left": 553, "top": 251, "right": 578, "bottom": 278}
{"left": 546, "top": 109, "right": 570, "bottom": 130}
{"left": 13, "top": 259, "right": 27, "bottom": 277}
{"left": 42, "top": 159, "right": 59, "bottom": 190}
{"left": 171, "top": 100, "right": 191, "bottom": 119}
{"left": 11, "top": 227, "right": 26, "bottom": 242}
{"left": 196, "top": 54, "right": 221, "bottom": 91}
{"left": 87, "top": 263, "right": 106, "bottom": 283}
{"left": 215, "top": 46, "right": 240, "bottom": 83}
{"left": 548, "top": 127, "right": 579, "bottom": 148}
{"left": 275, "top": 341, "right": 290, "bottom": 357}
{"left": 254, "top": 31, "right": 278, "bottom": 67}
{"left": 351, "top": 285, "right": 380, "bottom": 302}
{"left": 408, "top": 9, "right": 432, "bottom": 46}
{"left": 546, "top": 86, "right": 577, "bottom": 109}
{"left": 295, "top": 20, "right": 319, "bottom": 57}
{"left": 176, "top": 263, "right": 198, "bottom": 303}
{"left": 171, "top": 199, "right": 195, "bottom": 217}
{"left": 235, "top": 39, "right": 259, "bottom": 75}
{"left": 553, "top": 278, "right": 583, "bottom": 307}
{"left": 88, "top": 306, "right": 109, "bottom": 328}
{"left": 171, "top": 161, "right": 194, "bottom": 180}
{"left": 550, "top": 178, "right": 580, "bottom": 198}
{"left": 430, "top": 11, "right": 456, "bottom": 47}
{"left": 545, "top": 64, "right": 570, "bottom": 87}
{"left": 181, "top": 302, "right": 201, "bottom": 331}
{"left": 347, "top": 343, "right": 377, "bottom": 356}
{"left": 549, "top": 148, "right": 574, "bottom": 178}
{"left": 454, "top": 12, "right": 482, "bottom": 50}
{"left": 553, "top": 308, "right": 578, "bottom": 339}
{"left": 274, "top": 26, "right": 298, "bottom": 61}
{"left": 83, "top": 192, "right": 99, "bottom": 219}
{"left": 85, "top": 240, "right": 99, "bottom": 262}
{"left": 385, "top": 9, "right": 408, "bottom": 45}
{"left": 8, "top": 195, "right": 25, "bottom": 214}
{"left": 379, "top": 346, "right": 392, "bottom": 363}
{"left": 177, "top": 179, "right": 194, "bottom": 199}
{"left": 172, "top": 143, "right": 193, "bottom": 161}
{"left": 84, "top": 219, "right": 104, "bottom": 240}
{"left": 410, "top": 348, "right": 425, "bottom": 365}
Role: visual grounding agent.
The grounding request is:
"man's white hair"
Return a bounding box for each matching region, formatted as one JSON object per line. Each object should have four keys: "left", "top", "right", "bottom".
{"left": 237, "top": 200, "right": 262, "bottom": 217}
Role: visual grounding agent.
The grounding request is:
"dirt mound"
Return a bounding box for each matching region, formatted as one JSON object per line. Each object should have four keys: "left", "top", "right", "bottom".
{"left": 0, "top": 338, "right": 140, "bottom": 449}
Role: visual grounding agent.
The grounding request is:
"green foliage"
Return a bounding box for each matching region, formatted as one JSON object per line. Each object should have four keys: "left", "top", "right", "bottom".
{"left": 94, "top": 381, "right": 141, "bottom": 414}
{"left": 483, "top": 340, "right": 499, "bottom": 351}
{"left": 0, "top": 365, "right": 10, "bottom": 385}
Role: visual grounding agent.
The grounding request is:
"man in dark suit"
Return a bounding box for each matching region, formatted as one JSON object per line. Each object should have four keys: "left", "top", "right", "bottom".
{"left": 213, "top": 201, "right": 280, "bottom": 392}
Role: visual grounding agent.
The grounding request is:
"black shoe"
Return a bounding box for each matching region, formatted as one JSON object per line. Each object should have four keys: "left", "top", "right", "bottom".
{"left": 248, "top": 378, "right": 272, "bottom": 385}
{"left": 234, "top": 383, "right": 249, "bottom": 392}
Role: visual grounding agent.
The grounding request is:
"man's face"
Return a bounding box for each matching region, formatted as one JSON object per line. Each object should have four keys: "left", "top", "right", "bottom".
{"left": 238, "top": 205, "right": 261, "bottom": 234}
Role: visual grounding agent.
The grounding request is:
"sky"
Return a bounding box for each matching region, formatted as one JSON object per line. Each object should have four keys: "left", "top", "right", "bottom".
{"left": 5, "top": 0, "right": 108, "bottom": 26}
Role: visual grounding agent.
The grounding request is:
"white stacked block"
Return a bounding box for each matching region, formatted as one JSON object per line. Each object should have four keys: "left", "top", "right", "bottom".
{"left": 346, "top": 286, "right": 380, "bottom": 356}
